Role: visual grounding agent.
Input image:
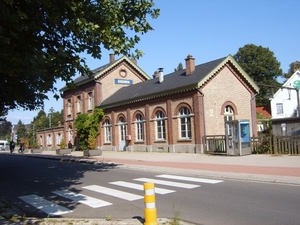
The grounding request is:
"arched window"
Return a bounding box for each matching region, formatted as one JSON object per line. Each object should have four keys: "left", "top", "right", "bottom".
{"left": 224, "top": 105, "right": 234, "bottom": 122}
{"left": 104, "top": 119, "right": 111, "bottom": 143}
{"left": 156, "top": 111, "right": 165, "bottom": 140}
{"left": 179, "top": 107, "right": 191, "bottom": 139}
{"left": 136, "top": 114, "right": 144, "bottom": 141}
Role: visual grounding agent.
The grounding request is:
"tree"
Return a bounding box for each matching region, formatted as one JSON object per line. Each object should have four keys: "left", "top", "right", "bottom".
{"left": 16, "top": 120, "right": 27, "bottom": 141}
{"left": 0, "top": 0, "right": 160, "bottom": 118}
{"left": 0, "top": 120, "right": 12, "bottom": 140}
{"left": 74, "top": 108, "right": 104, "bottom": 150}
{"left": 234, "top": 44, "right": 283, "bottom": 106}
{"left": 174, "top": 62, "right": 183, "bottom": 71}
{"left": 283, "top": 61, "right": 300, "bottom": 80}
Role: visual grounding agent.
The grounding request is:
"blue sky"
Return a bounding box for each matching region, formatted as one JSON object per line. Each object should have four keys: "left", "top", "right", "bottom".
{"left": 7, "top": 0, "right": 300, "bottom": 125}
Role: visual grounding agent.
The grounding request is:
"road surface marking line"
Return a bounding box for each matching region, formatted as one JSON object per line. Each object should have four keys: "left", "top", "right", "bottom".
{"left": 19, "top": 194, "right": 72, "bottom": 216}
{"left": 109, "top": 181, "right": 175, "bottom": 195}
{"left": 82, "top": 185, "right": 143, "bottom": 201}
{"left": 52, "top": 190, "right": 112, "bottom": 208}
{"left": 156, "top": 174, "right": 224, "bottom": 184}
{"left": 133, "top": 178, "right": 200, "bottom": 189}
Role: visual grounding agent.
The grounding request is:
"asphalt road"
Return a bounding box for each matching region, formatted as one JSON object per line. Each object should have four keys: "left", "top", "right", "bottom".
{"left": 1, "top": 154, "right": 300, "bottom": 225}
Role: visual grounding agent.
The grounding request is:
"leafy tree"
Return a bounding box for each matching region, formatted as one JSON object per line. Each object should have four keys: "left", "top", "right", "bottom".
{"left": 74, "top": 108, "right": 104, "bottom": 150}
{"left": 234, "top": 44, "right": 283, "bottom": 106}
{"left": 0, "top": 0, "right": 160, "bottom": 118}
{"left": 0, "top": 120, "right": 12, "bottom": 140}
{"left": 174, "top": 62, "right": 183, "bottom": 71}
{"left": 32, "top": 110, "right": 48, "bottom": 131}
{"left": 16, "top": 120, "right": 27, "bottom": 140}
{"left": 283, "top": 61, "right": 300, "bottom": 80}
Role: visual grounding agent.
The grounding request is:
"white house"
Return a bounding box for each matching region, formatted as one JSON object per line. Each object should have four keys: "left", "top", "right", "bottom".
{"left": 270, "top": 70, "right": 300, "bottom": 119}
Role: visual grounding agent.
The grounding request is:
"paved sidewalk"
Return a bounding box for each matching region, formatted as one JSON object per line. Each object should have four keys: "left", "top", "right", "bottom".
{"left": 1, "top": 150, "right": 300, "bottom": 224}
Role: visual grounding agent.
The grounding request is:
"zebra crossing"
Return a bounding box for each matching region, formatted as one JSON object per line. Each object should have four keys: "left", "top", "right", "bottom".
{"left": 19, "top": 174, "right": 223, "bottom": 216}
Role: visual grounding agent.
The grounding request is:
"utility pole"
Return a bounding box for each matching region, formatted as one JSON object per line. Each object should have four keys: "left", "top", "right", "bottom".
{"left": 49, "top": 107, "right": 54, "bottom": 128}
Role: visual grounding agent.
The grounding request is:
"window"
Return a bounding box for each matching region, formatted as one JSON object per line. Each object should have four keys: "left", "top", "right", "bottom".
{"left": 77, "top": 96, "right": 82, "bottom": 113}
{"left": 67, "top": 99, "right": 72, "bottom": 115}
{"left": 39, "top": 136, "right": 43, "bottom": 147}
{"left": 224, "top": 105, "right": 234, "bottom": 122}
{"left": 104, "top": 120, "right": 111, "bottom": 143}
{"left": 156, "top": 111, "right": 165, "bottom": 140}
{"left": 136, "top": 114, "right": 144, "bottom": 141}
{"left": 179, "top": 107, "right": 191, "bottom": 139}
{"left": 46, "top": 134, "right": 52, "bottom": 145}
{"left": 276, "top": 103, "right": 283, "bottom": 115}
{"left": 56, "top": 133, "right": 62, "bottom": 145}
{"left": 88, "top": 92, "right": 93, "bottom": 110}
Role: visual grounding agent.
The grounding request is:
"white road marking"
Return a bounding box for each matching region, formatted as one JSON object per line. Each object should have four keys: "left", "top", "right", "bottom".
{"left": 19, "top": 194, "right": 72, "bottom": 216}
{"left": 109, "top": 181, "right": 175, "bottom": 195}
{"left": 83, "top": 185, "right": 143, "bottom": 201}
{"left": 52, "top": 190, "right": 112, "bottom": 208}
{"left": 156, "top": 174, "right": 224, "bottom": 184}
{"left": 133, "top": 178, "right": 200, "bottom": 189}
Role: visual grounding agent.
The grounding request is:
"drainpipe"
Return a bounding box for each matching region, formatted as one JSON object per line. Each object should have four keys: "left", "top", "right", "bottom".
{"left": 197, "top": 88, "right": 206, "bottom": 152}
{"left": 251, "top": 93, "right": 258, "bottom": 137}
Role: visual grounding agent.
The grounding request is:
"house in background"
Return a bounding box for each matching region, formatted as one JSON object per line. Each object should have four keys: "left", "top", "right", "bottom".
{"left": 270, "top": 70, "right": 300, "bottom": 119}
{"left": 256, "top": 104, "right": 272, "bottom": 132}
{"left": 270, "top": 69, "right": 300, "bottom": 136}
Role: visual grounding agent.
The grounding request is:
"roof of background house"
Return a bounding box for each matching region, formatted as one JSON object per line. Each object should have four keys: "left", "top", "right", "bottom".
{"left": 256, "top": 105, "right": 272, "bottom": 118}
{"left": 100, "top": 55, "right": 259, "bottom": 109}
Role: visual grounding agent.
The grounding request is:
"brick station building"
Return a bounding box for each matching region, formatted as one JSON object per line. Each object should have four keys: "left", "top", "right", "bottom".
{"left": 37, "top": 54, "right": 259, "bottom": 153}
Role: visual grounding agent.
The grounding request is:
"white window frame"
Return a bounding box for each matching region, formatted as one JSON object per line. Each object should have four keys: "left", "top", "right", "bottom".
{"left": 104, "top": 119, "right": 111, "bottom": 143}
{"left": 156, "top": 111, "right": 166, "bottom": 140}
{"left": 56, "top": 133, "right": 62, "bottom": 145}
{"left": 46, "top": 134, "right": 52, "bottom": 145}
{"left": 77, "top": 96, "right": 82, "bottom": 113}
{"left": 276, "top": 103, "right": 283, "bottom": 115}
{"left": 88, "top": 92, "right": 94, "bottom": 110}
{"left": 67, "top": 99, "right": 72, "bottom": 115}
{"left": 179, "top": 107, "right": 191, "bottom": 139}
{"left": 136, "top": 114, "right": 144, "bottom": 141}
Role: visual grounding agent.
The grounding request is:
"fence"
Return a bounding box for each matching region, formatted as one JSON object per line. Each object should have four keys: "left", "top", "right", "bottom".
{"left": 204, "top": 134, "right": 300, "bottom": 155}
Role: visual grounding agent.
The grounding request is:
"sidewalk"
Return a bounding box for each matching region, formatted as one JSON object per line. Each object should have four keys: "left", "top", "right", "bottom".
{"left": 1, "top": 150, "right": 300, "bottom": 225}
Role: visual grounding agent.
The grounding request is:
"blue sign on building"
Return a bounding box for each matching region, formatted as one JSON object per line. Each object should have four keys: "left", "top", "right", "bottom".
{"left": 115, "top": 79, "right": 133, "bottom": 85}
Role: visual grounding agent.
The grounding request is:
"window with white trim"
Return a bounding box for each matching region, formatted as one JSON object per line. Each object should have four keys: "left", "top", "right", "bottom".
{"left": 136, "top": 114, "right": 144, "bottom": 141}
{"left": 67, "top": 99, "right": 72, "bottom": 115}
{"left": 156, "top": 111, "right": 165, "bottom": 140}
{"left": 77, "top": 96, "right": 82, "bottom": 113}
{"left": 56, "top": 133, "right": 62, "bottom": 145}
{"left": 276, "top": 103, "right": 283, "bottom": 115}
{"left": 104, "top": 119, "right": 111, "bottom": 143}
{"left": 46, "top": 134, "right": 52, "bottom": 145}
{"left": 88, "top": 92, "right": 93, "bottom": 110}
{"left": 179, "top": 107, "right": 191, "bottom": 139}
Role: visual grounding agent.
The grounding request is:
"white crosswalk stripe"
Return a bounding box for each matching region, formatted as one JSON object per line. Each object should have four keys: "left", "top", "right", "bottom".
{"left": 83, "top": 185, "right": 143, "bottom": 201}
{"left": 19, "top": 174, "right": 223, "bottom": 214}
{"left": 156, "top": 174, "right": 223, "bottom": 184}
{"left": 109, "top": 181, "right": 175, "bottom": 194}
{"left": 19, "top": 194, "right": 72, "bottom": 215}
{"left": 52, "top": 190, "right": 112, "bottom": 208}
{"left": 133, "top": 178, "right": 200, "bottom": 189}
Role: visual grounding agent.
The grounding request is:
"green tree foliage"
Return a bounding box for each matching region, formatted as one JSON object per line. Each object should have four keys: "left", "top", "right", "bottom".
{"left": 283, "top": 61, "right": 300, "bottom": 80}
{"left": 0, "top": 0, "right": 160, "bottom": 118}
{"left": 174, "top": 62, "right": 183, "bottom": 71}
{"left": 74, "top": 108, "right": 104, "bottom": 150}
{"left": 0, "top": 120, "right": 12, "bottom": 140}
{"left": 16, "top": 120, "right": 27, "bottom": 139}
{"left": 234, "top": 44, "right": 283, "bottom": 106}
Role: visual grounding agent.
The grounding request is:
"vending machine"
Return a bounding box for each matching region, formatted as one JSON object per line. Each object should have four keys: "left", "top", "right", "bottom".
{"left": 225, "top": 120, "right": 251, "bottom": 156}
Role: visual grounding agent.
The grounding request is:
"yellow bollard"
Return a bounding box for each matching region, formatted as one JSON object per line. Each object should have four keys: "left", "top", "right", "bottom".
{"left": 144, "top": 183, "right": 158, "bottom": 225}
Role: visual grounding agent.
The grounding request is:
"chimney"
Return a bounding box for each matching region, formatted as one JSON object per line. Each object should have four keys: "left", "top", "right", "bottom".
{"left": 131, "top": 58, "right": 137, "bottom": 64}
{"left": 185, "top": 54, "right": 195, "bottom": 75}
{"left": 109, "top": 53, "right": 115, "bottom": 64}
{"left": 158, "top": 68, "right": 164, "bottom": 83}
{"left": 153, "top": 70, "right": 160, "bottom": 79}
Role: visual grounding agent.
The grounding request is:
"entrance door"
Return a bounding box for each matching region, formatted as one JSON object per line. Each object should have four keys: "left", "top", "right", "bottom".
{"left": 119, "top": 117, "right": 127, "bottom": 151}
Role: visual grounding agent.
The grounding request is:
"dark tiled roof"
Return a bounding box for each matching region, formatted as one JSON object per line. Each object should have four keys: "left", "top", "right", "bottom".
{"left": 100, "top": 57, "right": 226, "bottom": 108}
